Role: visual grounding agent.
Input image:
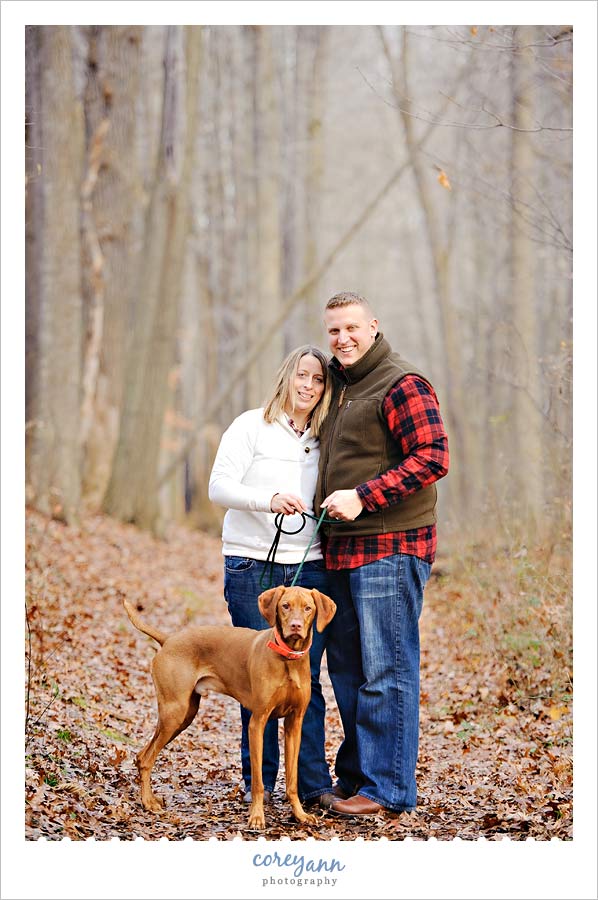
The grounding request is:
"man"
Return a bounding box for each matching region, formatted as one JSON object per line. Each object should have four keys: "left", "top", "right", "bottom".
{"left": 315, "top": 291, "right": 449, "bottom": 817}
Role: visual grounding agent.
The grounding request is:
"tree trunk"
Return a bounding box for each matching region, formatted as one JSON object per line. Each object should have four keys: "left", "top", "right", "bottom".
{"left": 25, "top": 27, "right": 42, "bottom": 451}
{"left": 103, "top": 26, "right": 202, "bottom": 534}
{"left": 380, "top": 25, "right": 472, "bottom": 514}
{"left": 508, "top": 26, "right": 545, "bottom": 530}
{"left": 301, "top": 26, "right": 328, "bottom": 335}
{"left": 79, "top": 26, "right": 144, "bottom": 506}
{"left": 25, "top": 26, "right": 85, "bottom": 524}
{"left": 247, "top": 25, "right": 283, "bottom": 404}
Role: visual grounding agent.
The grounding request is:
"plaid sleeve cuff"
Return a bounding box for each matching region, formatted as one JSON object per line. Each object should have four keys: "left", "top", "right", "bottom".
{"left": 356, "top": 482, "right": 379, "bottom": 512}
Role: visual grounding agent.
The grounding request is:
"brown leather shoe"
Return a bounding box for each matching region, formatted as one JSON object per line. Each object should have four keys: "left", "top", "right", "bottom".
{"left": 329, "top": 795, "right": 388, "bottom": 817}
{"left": 304, "top": 792, "right": 336, "bottom": 810}
{"left": 303, "top": 785, "right": 350, "bottom": 809}
{"left": 332, "top": 783, "right": 352, "bottom": 800}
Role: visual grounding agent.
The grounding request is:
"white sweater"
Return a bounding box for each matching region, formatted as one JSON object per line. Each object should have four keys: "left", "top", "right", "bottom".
{"left": 208, "top": 408, "right": 323, "bottom": 562}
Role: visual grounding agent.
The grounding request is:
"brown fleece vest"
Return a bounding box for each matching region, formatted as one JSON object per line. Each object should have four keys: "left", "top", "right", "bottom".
{"left": 315, "top": 334, "right": 438, "bottom": 536}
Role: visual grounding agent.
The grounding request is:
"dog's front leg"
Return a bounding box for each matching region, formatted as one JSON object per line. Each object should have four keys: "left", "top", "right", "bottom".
{"left": 247, "top": 712, "right": 268, "bottom": 830}
{"left": 284, "top": 711, "right": 317, "bottom": 825}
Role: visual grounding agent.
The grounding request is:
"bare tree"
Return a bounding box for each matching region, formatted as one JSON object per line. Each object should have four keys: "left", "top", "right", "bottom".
{"left": 79, "top": 26, "right": 144, "bottom": 505}
{"left": 103, "top": 26, "right": 202, "bottom": 534}
{"left": 378, "top": 25, "right": 473, "bottom": 511}
{"left": 246, "top": 25, "right": 284, "bottom": 405}
{"left": 26, "top": 26, "right": 85, "bottom": 524}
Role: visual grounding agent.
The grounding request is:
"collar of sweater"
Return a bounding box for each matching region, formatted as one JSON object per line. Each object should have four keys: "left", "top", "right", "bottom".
{"left": 330, "top": 333, "right": 392, "bottom": 385}
{"left": 279, "top": 414, "right": 312, "bottom": 440}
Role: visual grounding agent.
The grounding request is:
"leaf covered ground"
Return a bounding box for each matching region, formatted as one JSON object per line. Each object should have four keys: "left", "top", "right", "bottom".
{"left": 24, "top": 509, "right": 572, "bottom": 841}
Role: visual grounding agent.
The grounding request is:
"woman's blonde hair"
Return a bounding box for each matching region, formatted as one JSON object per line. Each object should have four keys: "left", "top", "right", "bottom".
{"left": 263, "top": 345, "right": 332, "bottom": 438}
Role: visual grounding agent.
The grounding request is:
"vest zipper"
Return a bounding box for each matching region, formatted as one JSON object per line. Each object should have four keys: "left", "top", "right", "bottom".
{"left": 320, "top": 379, "right": 345, "bottom": 503}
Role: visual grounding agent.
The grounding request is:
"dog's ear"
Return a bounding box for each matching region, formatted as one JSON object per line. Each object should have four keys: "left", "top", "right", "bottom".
{"left": 310, "top": 589, "right": 337, "bottom": 633}
{"left": 258, "top": 586, "right": 286, "bottom": 626}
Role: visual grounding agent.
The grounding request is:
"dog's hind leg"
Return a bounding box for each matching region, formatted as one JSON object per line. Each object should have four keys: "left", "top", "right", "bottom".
{"left": 136, "top": 691, "right": 200, "bottom": 812}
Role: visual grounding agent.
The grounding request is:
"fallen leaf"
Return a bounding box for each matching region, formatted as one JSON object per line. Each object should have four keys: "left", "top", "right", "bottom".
{"left": 437, "top": 170, "right": 452, "bottom": 191}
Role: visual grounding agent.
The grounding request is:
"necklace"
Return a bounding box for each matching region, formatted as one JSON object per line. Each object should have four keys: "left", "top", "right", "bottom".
{"left": 285, "top": 414, "right": 309, "bottom": 437}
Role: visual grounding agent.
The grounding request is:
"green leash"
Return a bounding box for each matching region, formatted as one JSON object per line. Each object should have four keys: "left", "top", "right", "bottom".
{"left": 260, "top": 508, "right": 336, "bottom": 589}
{"left": 290, "top": 508, "right": 330, "bottom": 586}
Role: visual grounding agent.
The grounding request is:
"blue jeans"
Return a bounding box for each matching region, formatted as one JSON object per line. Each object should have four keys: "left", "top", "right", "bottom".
{"left": 223, "top": 557, "right": 333, "bottom": 802}
{"left": 326, "top": 554, "right": 431, "bottom": 812}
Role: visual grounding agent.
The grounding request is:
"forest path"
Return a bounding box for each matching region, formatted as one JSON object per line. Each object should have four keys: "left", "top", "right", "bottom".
{"left": 24, "top": 510, "right": 571, "bottom": 841}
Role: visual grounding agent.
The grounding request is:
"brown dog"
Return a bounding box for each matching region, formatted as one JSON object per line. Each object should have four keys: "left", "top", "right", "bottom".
{"left": 123, "top": 585, "right": 336, "bottom": 830}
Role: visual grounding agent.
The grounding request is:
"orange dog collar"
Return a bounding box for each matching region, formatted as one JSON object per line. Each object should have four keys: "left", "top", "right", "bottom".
{"left": 267, "top": 628, "right": 312, "bottom": 660}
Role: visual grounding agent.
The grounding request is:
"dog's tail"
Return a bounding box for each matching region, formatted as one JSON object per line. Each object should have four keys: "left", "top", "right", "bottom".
{"left": 123, "top": 598, "right": 167, "bottom": 646}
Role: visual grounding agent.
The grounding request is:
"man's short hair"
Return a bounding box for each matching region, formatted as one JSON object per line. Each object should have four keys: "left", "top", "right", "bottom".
{"left": 325, "top": 292, "right": 374, "bottom": 316}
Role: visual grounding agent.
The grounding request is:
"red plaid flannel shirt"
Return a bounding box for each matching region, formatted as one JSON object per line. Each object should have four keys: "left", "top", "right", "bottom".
{"left": 323, "top": 374, "right": 449, "bottom": 569}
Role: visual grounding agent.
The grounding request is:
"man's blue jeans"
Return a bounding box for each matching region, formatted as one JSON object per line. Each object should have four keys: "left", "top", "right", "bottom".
{"left": 326, "top": 553, "right": 431, "bottom": 812}
{"left": 223, "top": 557, "right": 333, "bottom": 803}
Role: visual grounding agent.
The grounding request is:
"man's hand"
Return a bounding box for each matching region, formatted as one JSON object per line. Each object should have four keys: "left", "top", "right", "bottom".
{"left": 270, "top": 493, "right": 307, "bottom": 515}
{"left": 322, "top": 489, "right": 364, "bottom": 522}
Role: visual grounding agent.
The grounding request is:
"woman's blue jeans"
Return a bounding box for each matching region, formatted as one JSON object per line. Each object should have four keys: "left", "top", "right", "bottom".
{"left": 223, "top": 557, "right": 333, "bottom": 802}
{"left": 325, "top": 553, "right": 431, "bottom": 812}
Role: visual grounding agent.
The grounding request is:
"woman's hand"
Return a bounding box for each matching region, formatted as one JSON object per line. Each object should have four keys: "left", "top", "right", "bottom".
{"left": 270, "top": 493, "right": 307, "bottom": 515}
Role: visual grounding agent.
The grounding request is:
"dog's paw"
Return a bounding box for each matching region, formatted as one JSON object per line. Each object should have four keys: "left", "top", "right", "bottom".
{"left": 143, "top": 795, "right": 165, "bottom": 813}
{"left": 295, "top": 811, "right": 318, "bottom": 825}
{"left": 289, "top": 799, "right": 319, "bottom": 826}
{"left": 247, "top": 814, "right": 266, "bottom": 832}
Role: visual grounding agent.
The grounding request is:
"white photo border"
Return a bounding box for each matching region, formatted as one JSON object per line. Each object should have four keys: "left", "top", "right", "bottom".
{"left": 2, "top": 2, "right": 596, "bottom": 899}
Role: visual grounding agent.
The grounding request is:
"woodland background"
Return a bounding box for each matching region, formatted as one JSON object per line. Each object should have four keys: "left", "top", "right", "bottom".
{"left": 25, "top": 23, "right": 573, "bottom": 540}
{"left": 20, "top": 21, "right": 580, "bottom": 853}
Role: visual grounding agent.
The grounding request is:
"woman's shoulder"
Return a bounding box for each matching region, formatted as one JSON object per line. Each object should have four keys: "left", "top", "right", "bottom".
{"left": 232, "top": 407, "right": 265, "bottom": 424}
{"left": 219, "top": 407, "right": 261, "bottom": 440}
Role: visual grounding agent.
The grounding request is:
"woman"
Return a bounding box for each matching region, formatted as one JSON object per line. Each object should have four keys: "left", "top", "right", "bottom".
{"left": 208, "top": 345, "right": 336, "bottom": 810}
